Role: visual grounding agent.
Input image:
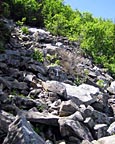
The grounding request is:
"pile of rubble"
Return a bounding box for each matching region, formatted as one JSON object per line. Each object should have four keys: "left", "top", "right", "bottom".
{"left": 0, "top": 18, "right": 115, "bottom": 144}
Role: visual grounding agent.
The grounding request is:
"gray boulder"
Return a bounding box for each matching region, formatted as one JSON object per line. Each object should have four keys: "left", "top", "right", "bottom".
{"left": 58, "top": 118, "right": 93, "bottom": 141}
{"left": 3, "top": 115, "right": 46, "bottom": 144}
{"left": 63, "top": 83, "right": 99, "bottom": 105}
{"left": 59, "top": 100, "right": 79, "bottom": 116}
{"left": 42, "top": 81, "right": 67, "bottom": 99}
{"left": 107, "top": 121, "right": 115, "bottom": 135}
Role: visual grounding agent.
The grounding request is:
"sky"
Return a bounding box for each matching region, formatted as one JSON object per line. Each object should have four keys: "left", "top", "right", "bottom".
{"left": 64, "top": 0, "right": 115, "bottom": 20}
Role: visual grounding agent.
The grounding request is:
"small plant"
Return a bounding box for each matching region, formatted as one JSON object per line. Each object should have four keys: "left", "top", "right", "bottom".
{"left": 54, "top": 59, "right": 60, "bottom": 65}
{"left": 21, "top": 26, "right": 29, "bottom": 34}
{"left": 32, "top": 48, "right": 44, "bottom": 63}
{"left": 16, "top": 17, "right": 26, "bottom": 26}
{"left": 46, "top": 53, "right": 60, "bottom": 66}
{"left": 96, "top": 79, "right": 105, "bottom": 88}
{"left": 75, "top": 76, "right": 82, "bottom": 85}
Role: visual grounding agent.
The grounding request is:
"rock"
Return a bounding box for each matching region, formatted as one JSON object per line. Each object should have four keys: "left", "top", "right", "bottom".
{"left": 24, "top": 74, "right": 36, "bottom": 82}
{"left": 12, "top": 96, "right": 38, "bottom": 109}
{"left": 11, "top": 80, "right": 28, "bottom": 90}
{"left": 28, "top": 64, "right": 47, "bottom": 75}
{"left": 66, "top": 136, "right": 81, "bottom": 144}
{"left": 0, "top": 110, "right": 14, "bottom": 133}
{"left": 68, "top": 111, "right": 84, "bottom": 122}
{"left": 59, "top": 100, "right": 78, "bottom": 116}
{"left": 107, "top": 81, "right": 115, "bottom": 94}
{"left": 0, "top": 77, "right": 11, "bottom": 89}
{"left": 92, "top": 110, "right": 110, "bottom": 124}
{"left": 56, "top": 140, "right": 66, "bottom": 144}
{"left": 46, "top": 140, "right": 53, "bottom": 144}
{"left": 58, "top": 118, "right": 93, "bottom": 141}
{"left": 83, "top": 105, "right": 94, "bottom": 118}
{"left": 63, "top": 83, "right": 99, "bottom": 105}
{"left": 84, "top": 117, "right": 95, "bottom": 129}
{"left": 81, "top": 140, "right": 92, "bottom": 144}
{"left": 92, "top": 135, "right": 115, "bottom": 144}
{"left": 47, "top": 66, "right": 67, "bottom": 82}
{"left": 3, "top": 115, "right": 46, "bottom": 144}
{"left": 42, "top": 81, "right": 67, "bottom": 99}
{"left": 94, "top": 124, "right": 108, "bottom": 139}
{"left": 25, "top": 111, "right": 59, "bottom": 126}
{"left": 107, "top": 121, "right": 115, "bottom": 135}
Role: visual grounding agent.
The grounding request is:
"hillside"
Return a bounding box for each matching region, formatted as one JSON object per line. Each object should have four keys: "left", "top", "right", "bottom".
{"left": 0, "top": 1, "right": 115, "bottom": 144}
{"left": 0, "top": 16, "right": 115, "bottom": 144}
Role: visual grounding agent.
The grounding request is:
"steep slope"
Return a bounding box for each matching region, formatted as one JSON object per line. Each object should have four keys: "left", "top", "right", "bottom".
{"left": 0, "top": 18, "right": 115, "bottom": 144}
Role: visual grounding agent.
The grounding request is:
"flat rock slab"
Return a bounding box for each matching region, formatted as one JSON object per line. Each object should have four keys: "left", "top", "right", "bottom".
{"left": 62, "top": 83, "right": 100, "bottom": 105}
{"left": 25, "top": 111, "right": 59, "bottom": 126}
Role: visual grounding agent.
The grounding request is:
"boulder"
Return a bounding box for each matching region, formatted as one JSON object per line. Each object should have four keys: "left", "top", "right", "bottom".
{"left": 3, "top": 115, "right": 46, "bottom": 144}
{"left": 25, "top": 111, "right": 59, "bottom": 126}
{"left": 59, "top": 100, "right": 79, "bottom": 116}
{"left": 63, "top": 83, "right": 99, "bottom": 105}
{"left": 107, "top": 121, "right": 115, "bottom": 135}
{"left": 107, "top": 81, "right": 115, "bottom": 94}
{"left": 92, "top": 135, "right": 115, "bottom": 144}
{"left": 42, "top": 81, "right": 67, "bottom": 99}
{"left": 58, "top": 118, "right": 93, "bottom": 141}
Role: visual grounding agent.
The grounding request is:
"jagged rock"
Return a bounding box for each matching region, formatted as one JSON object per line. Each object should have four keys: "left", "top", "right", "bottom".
{"left": 11, "top": 80, "right": 28, "bottom": 90}
{"left": 47, "top": 66, "right": 67, "bottom": 82}
{"left": 68, "top": 111, "right": 84, "bottom": 122}
{"left": 66, "top": 136, "right": 81, "bottom": 144}
{"left": 58, "top": 118, "right": 93, "bottom": 141}
{"left": 48, "top": 92, "right": 59, "bottom": 102}
{"left": 107, "top": 81, "right": 115, "bottom": 94}
{"left": 48, "top": 99, "right": 61, "bottom": 114}
{"left": 84, "top": 117, "right": 95, "bottom": 129}
{"left": 63, "top": 83, "right": 99, "bottom": 105}
{"left": 3, "top": 115, "right": 46, "bottom": 144}
{"left": 12, "top": 96, "right": 39, "bottom": 109}
{"left": 59, "top": 100, "right": 79, "bottom": 116}
{"left": 24, "top": 74, "right": 36, "bottom": 82}
{"left": 46, "top": 140, "right": 53, "bottom": 144}
{"left": 0, "top": 110, "right": 14, "bottom": 133}
{"left": 81, "top": 140, "right": 92, "bottom": 144}
{"left": 107, "top": 121, "right": 115, "bottom": 135}
{"left": 42, "top": 81, "right": 67, "bottom": 99}
{"left": 0, "top": 77, "right": 11, "bottom": 89}
{"left": 56, "top": 140, "right": 66, "bottom": 144}
{"left": 92, "top": 110, "right": 110, "bottom": 124}
{"left": 25, "top": 111, "right": 59, "bottom": 126}
{"left": 28, "top": 64, "right": 47, "bottom": 75}
{"left": 92, "top": 135, "right": 115, "bottom": 144}
{"left": 94, "top": 124, "right": 108, "bottom": 139}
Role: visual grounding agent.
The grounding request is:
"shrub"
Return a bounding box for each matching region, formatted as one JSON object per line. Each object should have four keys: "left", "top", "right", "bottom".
{"left": 21, "top": 26, "right": 29, "bottom": 34}
{"left": 32, "top": 48, "right": 44, "bottom": 63}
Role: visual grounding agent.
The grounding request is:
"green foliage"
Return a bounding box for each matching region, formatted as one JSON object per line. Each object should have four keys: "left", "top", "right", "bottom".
{"left": 21, "top": 26, "right": 29, "bottom": 34}
{"left": 1, "top": 2, "right": 10, "bottom": 17}
{"left": 16, "top": 17, "right": 26, "bottom": 26}
{"left": 2, "top": 0, "right": 115, "bottom": 77}
{"left": 46, "top": 54, "right": 60, "bottom": 66}
{"left": 4, "top": 0, "right": 42, "bottom": 26}
{"left": 96, "top": 79, "right": 105, "bottom": 88}
{"left": 32, "top": 48, "right": 44, "bottom": 63}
